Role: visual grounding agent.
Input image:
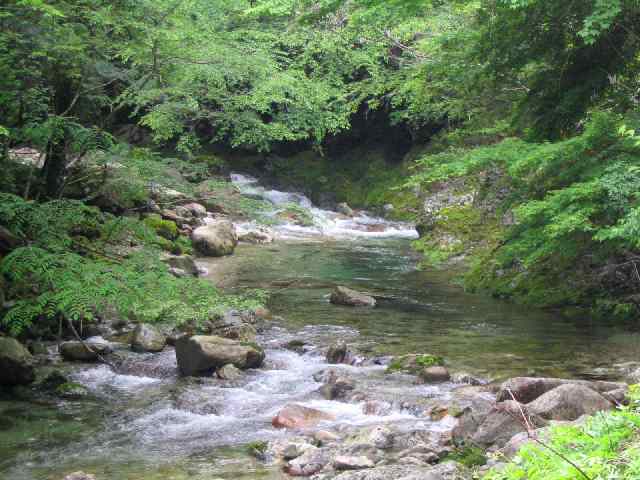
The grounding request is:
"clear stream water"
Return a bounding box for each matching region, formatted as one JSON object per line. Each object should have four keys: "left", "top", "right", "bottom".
{"left": 2, "top": 175, "right": 640, "bottom": 480}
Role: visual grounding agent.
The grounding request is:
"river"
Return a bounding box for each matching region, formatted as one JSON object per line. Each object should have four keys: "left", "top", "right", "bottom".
{"left": 1, "top": 175, "right": 639, "bottom": 479}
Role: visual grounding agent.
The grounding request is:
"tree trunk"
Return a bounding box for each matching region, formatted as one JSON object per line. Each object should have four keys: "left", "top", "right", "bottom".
{"left": 41, "top": 134, "right": 67, "bottom": 198}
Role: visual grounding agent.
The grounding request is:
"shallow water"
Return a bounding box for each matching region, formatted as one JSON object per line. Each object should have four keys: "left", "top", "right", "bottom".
{"left": 3, "top": 178, "right": 640, "bottom": 480}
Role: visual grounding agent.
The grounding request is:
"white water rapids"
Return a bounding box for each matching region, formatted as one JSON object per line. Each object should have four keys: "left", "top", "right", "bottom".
{"left": 229, "top": 173, "right": 419, "bottom": 241}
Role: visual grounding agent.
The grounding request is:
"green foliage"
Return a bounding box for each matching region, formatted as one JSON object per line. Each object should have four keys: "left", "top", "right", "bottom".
{"left": 386, "top": 353, "right": 444, "bottom": 373}
{"left": 447, "top": 446, "right": 487, "bottom": 468}
{"left": 484, "top": 397, "right": 640, "bottom": 480}
{"left": 143, "top": 214, "right": 178, "bottom": 241}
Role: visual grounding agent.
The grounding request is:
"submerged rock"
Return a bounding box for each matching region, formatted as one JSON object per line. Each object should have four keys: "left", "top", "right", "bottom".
{"left": 272, "top": 403, "right": 335, "bottom": 429}
{"left": 175, "top": 335, "right": 264, "bottom": 376}
{"left": 192, "top": 221, "right": 238, "bottom": 257}
{"left": 527, "top": 383, "right": 613, "bottom": 421}
{"left": 330, "top": 286, "right": 376, "bottom": 307}
{"left": 130, "top": 324, "right": 166, "bottom": 353}
{"left": 238, "top": 225, "right": 275, "bottom": 244}
{"left": 0, "top": 337, "right": 35, "bottom": 385}
{"left": 59, "top": 341, "right": 112, "bottom": 362}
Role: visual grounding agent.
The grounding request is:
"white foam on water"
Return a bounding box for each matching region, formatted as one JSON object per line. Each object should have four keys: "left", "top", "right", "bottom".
{"left": 230, "top": 173, "right": 418, "bottom": 240}
{"left": 74, "top": 365, "right": 160, "bottom": 392}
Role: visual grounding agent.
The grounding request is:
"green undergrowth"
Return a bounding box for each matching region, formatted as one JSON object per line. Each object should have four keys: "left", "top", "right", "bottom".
{"left": 386, "top": 353, "right": 444, "bottom": 373}
{"left": 0, "top": 192, "right": 266, "bottom": 338}
{"left": 407, "top": 112, "right": 640, "bottom": 317}
{"left": 485, "top": 385, "right": 640, "bottom": 480}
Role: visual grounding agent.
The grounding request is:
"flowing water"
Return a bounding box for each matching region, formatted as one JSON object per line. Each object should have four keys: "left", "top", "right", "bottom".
{"left": 2, "top": 175, "right": 640, "bottom": 480}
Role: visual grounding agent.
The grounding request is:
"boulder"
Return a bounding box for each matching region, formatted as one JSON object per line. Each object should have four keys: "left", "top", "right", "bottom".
{"left": 192, "top": 221, "right": 238, "bottom": 257}
{"left": 496, "top": 377, "right": 625, "bottom": 404}
{"left": 0, "top": 337, "right": 35, "bottom": 385}
{"left": 59, "top": 341, "right": 112, "bottom": 362}
{"left": 272, "top": 403, "right": 335, "bottom": 429}
{"left": 319, "top": 370, "right": 355, "bottom": 400}
{"left": 330, "top": 286, "right": 376, "bottom": 307}
{"left": 175, "top": 335, "right": 264, "bottom": 376}
{"left": 131, "top": 324, "right": 166, "bottom": 353}
{"left": 337, "top": 202, "right": 355, "bottom": 217}
{"left": 216, "top": 363, "right": 243, "bottom": 380}
{"left": 471, "top": 400, "right": 546, "bottom": 448}
{"left": 527, "top": 384, "right": 614, "bottom": 421}
{"left": 285, "top": 446, "right": 330, "bottom": 476}
{"left": 206, "top": 310, "right": 256, "bottom": 342}
{"left": 419, "top": 366, "right": 451, "bottom": 383}
{"left": 334, "top": 455, "right": 375, "bottom": 470}
{"left": 326, "top": 341, "right": 355, "bottom": 364}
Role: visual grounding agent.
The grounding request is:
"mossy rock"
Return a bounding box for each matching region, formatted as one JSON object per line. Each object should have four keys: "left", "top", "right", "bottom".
{"left": 144, "top": 214, "right": 178, "bottom": 240}
{"left": 386, "top": 354, "right": 445, "bottom": 374}
{"left": 55, "top": 381, "right": 90, "bottom": 399}
{"left": 246, "top": 440, "right": 268, "bottom": 459}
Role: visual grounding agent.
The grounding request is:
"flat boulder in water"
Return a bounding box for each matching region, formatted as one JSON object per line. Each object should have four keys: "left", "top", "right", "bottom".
{"left": 0, "top": 337, "right": 35, "bottom": 385}
{"left": 59, "top": 341, "right": 111, "bottom": 362}
{"left": 130, "top": 323, "right": 166, "bottom": 353}
{"left": 192, "top": 221, "right": 238, "bottom": 257}
{"left": 175, "top": 335, "right": 264, "bottom": 376}
{"left": 272, "top": 403, "right": 335, "bottom": 429}
{"left": 330, "top": 286, "right": 376, "bottom": 307}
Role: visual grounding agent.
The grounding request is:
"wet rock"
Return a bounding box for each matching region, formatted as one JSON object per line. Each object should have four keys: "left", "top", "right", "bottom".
{"left": 216, "top": 363, "right": 243, "bottom": 380}
{"left": 59, "top": 341, "right": 112, "bottom": 362}
{"left": 192, "top": 221, "right": 238, "bottom": 257}
{"left": 330, "top": 286, "right": 376, "bottom": 307}
{"left": 283, "top": 442, "right": 317, "bottom": 460}
{"left": 285, "top": 446, "right": 330, "bottom": 476}
{"left": 55, "top": 381, "right": 90, "bottom": 400}
{"left": 386, "top": 354, "right": 445, "bottom": 374}
{"left": 161, "top": 254, "right": 199, "bottom": 276}
{"left": 419, "top": 366, "right": 451, "bottom": 383}
{"left": 363, "top": 400, "right": 393, "bottom": 416}
{"left": 451, "top": 373, "right": 486, "bottom": 386}
{"left": 272, "top": 403, "right": 335, "bottom": 429}
{"left": 472, "top": 400, "right": 546, "bottom": 448}
{"left": 314, "top": 430, "right": 340, "bottom": 444}
{"left": 28, "top": 341, "right": 50, "bottom": 356}
{"left": 206, "top": 310, "right": 256, "bottom": 342}
{"left": 348, "top": 425, "right": 395, "bottom": 450}
{"left": 63, "top": 472, "right": 96, "bottom": 480}
{"left": 337, "top": 202, "right": 355, "bottom": 217}
{"left": 175, "top": 335, "right": 265, "bottom": 376}
{"left": 0, "top": 337, "right": 35, "bottom": 385}
{"left": 334, "top": 455, "right": 375, "bottom": 470}
{"left": 496, "top": 377, "right": 625, "bottom": 404}
{"left": 527, "top": 384, "right": 614, "bottom": 421}
{"left": 38, "top": 370, "right": 70, "bottom": 391}
{"left": 326, "top": 341, "right": 355, "bottom": 364}
{"left": 131, "top": 324, "right": 166, "bottom": 353}
{"left": 238, "top": 225, "right": 275, "bottom": 244}
{"left": 284, "top": 339, "right": 308, "bottom": 354}
{"left": 318, "top": 371, "right": 355, "bottom": 400}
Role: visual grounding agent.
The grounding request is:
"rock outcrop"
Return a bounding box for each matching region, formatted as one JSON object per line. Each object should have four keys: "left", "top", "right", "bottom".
{"left": 0, "top": 337, "right": 35, "bottom": 385}
{"left": 175, "top": 335, "right": 264, "bottom": 376}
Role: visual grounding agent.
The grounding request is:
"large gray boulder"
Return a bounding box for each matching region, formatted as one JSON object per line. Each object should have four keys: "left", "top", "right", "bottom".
{"left": 175, "top": 335, "right": 264, "bottom": 376}
{"left": 527, "top": 384, "right": 614, "bottom": 421}
{"left": 192, "top": 221, "right": 238, "bottom": 257}
{"left": 471, "top": 400, "right": 546, "bottom": 448}
{"left": 59, "top": 341, "right": 112, "bottom": 362}
{"left": 496, "top": 377, "right": 625, "bottom": 404}
{"left": 130, "top": 324, "right": 166, "bottom": 353}
{"left": 161, "top": 254, "right": 199, "bottom": 276}
{"left": 0, "top": 337, "right": 35, "bottom": 385}
{"left": 330, "top": 286, "right": 376, "bottom": 307}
